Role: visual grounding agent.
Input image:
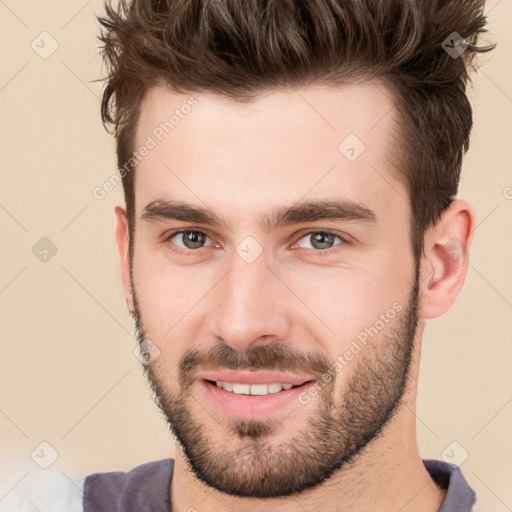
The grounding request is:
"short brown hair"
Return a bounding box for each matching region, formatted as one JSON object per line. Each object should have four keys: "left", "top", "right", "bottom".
{"left": 97, "top": 0, "right": 494, "bottom": 263}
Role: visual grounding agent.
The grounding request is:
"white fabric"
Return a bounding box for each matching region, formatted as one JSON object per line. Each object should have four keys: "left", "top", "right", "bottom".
{"left": 0, "top": 458, "right": 84, "bottom": 512}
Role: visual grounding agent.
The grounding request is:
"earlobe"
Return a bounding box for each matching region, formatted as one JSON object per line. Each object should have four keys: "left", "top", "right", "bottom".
{"left": 419, "top": 200, "right": 475, "bottom": 320}
{"left": 114, "top": 206, "right": 135, "bottom": 317}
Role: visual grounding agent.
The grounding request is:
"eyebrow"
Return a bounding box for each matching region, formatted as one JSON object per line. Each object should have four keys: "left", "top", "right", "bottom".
{"left": 141, "top": 198, "right": 377, "bottom": 231}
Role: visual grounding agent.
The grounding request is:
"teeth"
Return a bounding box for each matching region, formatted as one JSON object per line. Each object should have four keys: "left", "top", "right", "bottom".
{"left": 267, "top": 383, "right": 285, "bottom": 393}
{"left": 214, "top": 381, "right": 298, "bottom": 395}
{"left": 222, "top": 381, "right": 233, "bottom": 392}
{"left": 232, "top": 383, "right": 250, "bottom": 395}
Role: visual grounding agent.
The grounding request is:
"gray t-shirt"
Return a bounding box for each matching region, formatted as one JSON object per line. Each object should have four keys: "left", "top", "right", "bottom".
{"left": 82, "top": 458, "right": 476, "bottom": 511}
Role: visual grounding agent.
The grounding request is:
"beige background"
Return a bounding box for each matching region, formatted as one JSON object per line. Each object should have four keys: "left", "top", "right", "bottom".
{"left": 0, "top": 0, "right": 511, "bottom": 510}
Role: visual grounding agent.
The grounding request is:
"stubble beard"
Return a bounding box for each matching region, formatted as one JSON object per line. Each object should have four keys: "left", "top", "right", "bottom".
{"left": 132, "top": 265, "right": 420, "bottom": 498}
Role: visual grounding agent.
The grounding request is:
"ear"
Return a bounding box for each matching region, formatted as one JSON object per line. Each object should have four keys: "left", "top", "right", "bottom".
{"left": 114, "top": 205, "right": 134, "bottom": 317}
{"left": 419, "top": 199, "right": 475, "bottom": 320}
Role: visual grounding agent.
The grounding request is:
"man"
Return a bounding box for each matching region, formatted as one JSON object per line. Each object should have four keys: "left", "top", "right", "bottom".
{"left": 6, "top": 0, "right": 492, "bottom": 510}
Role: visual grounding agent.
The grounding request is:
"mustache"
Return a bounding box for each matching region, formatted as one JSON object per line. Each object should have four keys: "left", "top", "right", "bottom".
{"left": 177, "top": 342, "right": 332, "bottom": 387}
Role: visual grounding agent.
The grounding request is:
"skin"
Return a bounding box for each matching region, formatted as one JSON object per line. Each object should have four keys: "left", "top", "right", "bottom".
{"left": 114, "top": 82, "right": 475, "bottom": 512}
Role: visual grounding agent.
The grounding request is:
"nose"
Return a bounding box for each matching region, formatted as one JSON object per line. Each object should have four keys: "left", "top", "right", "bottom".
{"left": 208, "top": 252, "right": 292, "bottom": 351}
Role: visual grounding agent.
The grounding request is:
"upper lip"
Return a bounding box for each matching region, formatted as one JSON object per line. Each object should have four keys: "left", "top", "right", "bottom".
{"left": 198, "top": 370, "right": 315, "bottom": 386}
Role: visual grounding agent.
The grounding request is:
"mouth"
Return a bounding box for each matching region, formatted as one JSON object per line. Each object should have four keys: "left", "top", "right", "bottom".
{"left": 199, "top": 374, "right": 316, "bottom": 420}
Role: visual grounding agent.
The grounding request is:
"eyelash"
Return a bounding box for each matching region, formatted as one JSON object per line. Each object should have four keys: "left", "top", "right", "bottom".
{"left": 163, "top": 229, "right": 350, "bottom": 257}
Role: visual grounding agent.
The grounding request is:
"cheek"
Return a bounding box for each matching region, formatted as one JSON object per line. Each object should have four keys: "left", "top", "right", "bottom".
{"left": 133, "top": 256, "right": 225, "bottom": 362}
{"left": 133, "top": 256, "right": 192, "bottom": 335}
{"left": 281, "top": 253, "right": 412, "bottom": 355}
{"left": 295, "top": 251, "right": 405, "bottom": 301}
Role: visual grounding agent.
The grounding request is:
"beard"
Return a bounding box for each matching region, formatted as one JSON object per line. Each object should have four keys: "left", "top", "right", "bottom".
{"left": 132, "top": 262, "right": 421, "bottom": 499}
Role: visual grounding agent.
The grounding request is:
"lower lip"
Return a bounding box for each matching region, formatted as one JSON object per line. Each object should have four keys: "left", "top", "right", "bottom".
{"left": 200, "top": 380, "right": 314, "bottom": 420}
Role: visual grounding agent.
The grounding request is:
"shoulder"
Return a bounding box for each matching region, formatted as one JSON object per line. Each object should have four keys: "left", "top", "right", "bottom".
{"left": 83, "top": 458, "right": 175, "bottom": 512}
{"left": 423, "top": 459, "right": 476, "bottom": 512}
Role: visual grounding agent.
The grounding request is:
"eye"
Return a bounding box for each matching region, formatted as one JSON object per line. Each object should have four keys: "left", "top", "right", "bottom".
{"left": 164, "top": 228, "right": 348, "bottom": 257}
{"left": 294, "top": 231, "right": 346, "bottom": 253}
{"left": 166, "top": 229, "right": 214, "bottom": 251}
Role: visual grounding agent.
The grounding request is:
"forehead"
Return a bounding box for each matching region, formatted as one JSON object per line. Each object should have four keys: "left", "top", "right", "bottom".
{"left": 137, "top": 82, "right": 397, "bottom": 152}
{"left": 134, "top": 82, "right": 407, "bottom": 229}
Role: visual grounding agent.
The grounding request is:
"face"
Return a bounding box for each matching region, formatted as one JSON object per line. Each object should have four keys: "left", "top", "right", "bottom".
{"left": 125, "top": 83, "right": 421, "bottom": 498}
